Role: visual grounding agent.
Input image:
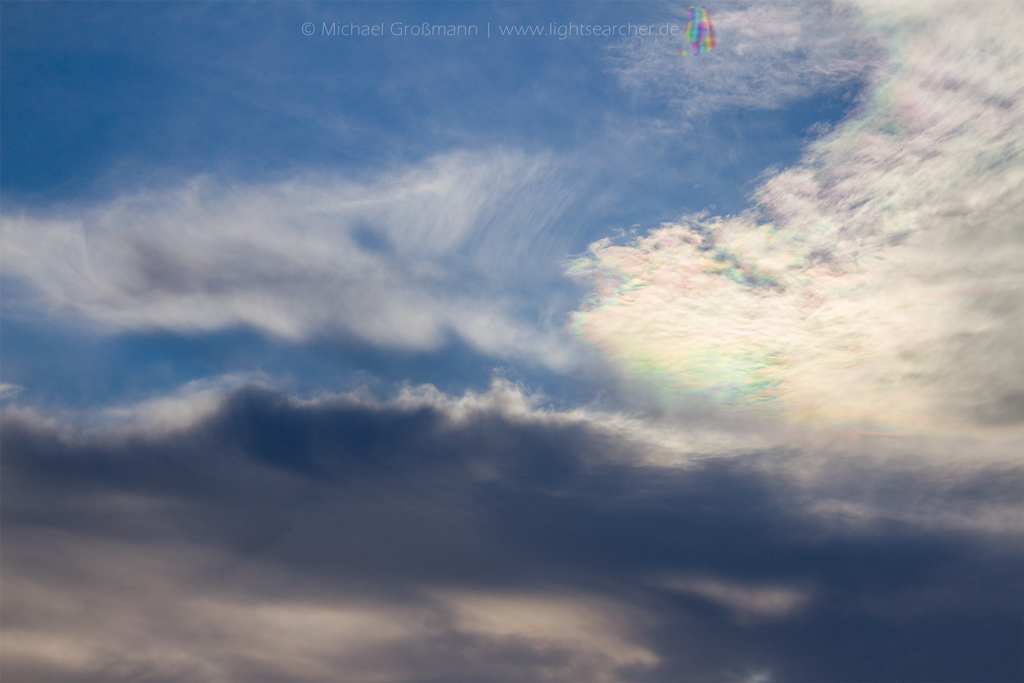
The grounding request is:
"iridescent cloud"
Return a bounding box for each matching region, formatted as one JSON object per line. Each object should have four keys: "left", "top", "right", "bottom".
{"left": 569, "top": 1, "right": 1024, "bottom": 434}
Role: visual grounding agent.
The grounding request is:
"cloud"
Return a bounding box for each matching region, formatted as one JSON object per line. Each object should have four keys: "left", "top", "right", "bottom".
{"left": 2, "top": 381, "right": 1021, "bottom": 681}
{"left": 612, "top": 0, "right": 878, "bottom": 123}
{"left": 569, "top": 0, "right": 1024, "bottom": 434}
{"left": 2, "top": 4, "right": 1021, "bottom": 679}
{"left": 1, "top": 538, "right": 657, "bottom": 683}
{"left": 1, "top": 149, "right": 582, "bottom": 370}
{"left": 0, "top": 382, "right": 23, "bottom": 400}
{"left": 656, "top": 576, "right": 811, "bottom": 622}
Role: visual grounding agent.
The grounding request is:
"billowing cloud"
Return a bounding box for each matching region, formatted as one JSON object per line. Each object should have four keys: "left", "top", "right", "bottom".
{"left": 1, "top": 149, "right": 582, "bottom": 370}
{"left": 2, "top": 381, "right": 1021, "bottom": 681}
{"left": 569, "top": 0, "right": 1024, "bottom": 433}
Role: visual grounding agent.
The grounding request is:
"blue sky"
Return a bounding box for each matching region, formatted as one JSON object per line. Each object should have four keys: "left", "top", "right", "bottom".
{"left": 2, "top": 2, "right": 1022, "bottom": 681}
{"left": 2, "top": 1, "right": 865, "bottom": 411}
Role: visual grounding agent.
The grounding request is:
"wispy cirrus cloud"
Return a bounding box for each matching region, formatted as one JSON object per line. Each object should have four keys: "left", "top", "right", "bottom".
{"left": 569, "top": 0, "right": 1024, "bottom": 434}
{"left": 1, "top": 149, "right": 582, "bottom": 370}
{"left": 612, "top": 0, "right": 877, "bottom": 124}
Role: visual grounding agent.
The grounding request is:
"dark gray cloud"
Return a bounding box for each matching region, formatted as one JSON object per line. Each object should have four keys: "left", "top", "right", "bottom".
{"left": 2, "top": 385, "right": 1022, "bottom": 682}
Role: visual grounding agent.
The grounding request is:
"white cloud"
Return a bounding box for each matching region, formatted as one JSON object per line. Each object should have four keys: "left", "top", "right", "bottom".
{"left": 570, "top": 0, "right": 1024, "bottom": 435}
{"left": 1, "top": 149, "right": 580, "bottom": 370}
{"left": 95, "top": 373, "right": 266, "bottom": 434}
{"left": 612, "top": 0, "right": 878, "bottom": 123}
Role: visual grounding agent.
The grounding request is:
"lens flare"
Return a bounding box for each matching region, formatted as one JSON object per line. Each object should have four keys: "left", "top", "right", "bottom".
{"left": 680, "top": 7, "right": 715, "bottom": 56}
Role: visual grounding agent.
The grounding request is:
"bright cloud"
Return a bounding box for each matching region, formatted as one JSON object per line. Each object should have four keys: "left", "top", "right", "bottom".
{"left": 569, "top": 0, "right": 1024, "bottom": 434}
{"left": 1, "top": 149, "right": 580, "bottom": 369}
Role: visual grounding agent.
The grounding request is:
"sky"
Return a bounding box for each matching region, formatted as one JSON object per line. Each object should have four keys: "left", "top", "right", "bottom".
{"left": 1, "top": 1, "right": 1022, "bottom": 681}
